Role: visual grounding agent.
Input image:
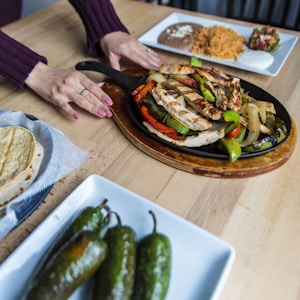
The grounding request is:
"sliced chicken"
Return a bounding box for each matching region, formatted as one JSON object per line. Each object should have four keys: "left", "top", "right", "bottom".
{"left": 228, "top": 77, "right": 242, "bottom": 112}
{"left": 143, "top": 122, "right": 225, "bottom": 147}
{"left": 152, "top": 85, "right": 212, "bottom": 131}
{"left": 159, "top": 64, "right": 196, "bottom": 75}
{"left": 195, "top": 67, "right": 231, "bottom": 87}
{"left": 162, "top": 80, "right": 223, "bottom": 120}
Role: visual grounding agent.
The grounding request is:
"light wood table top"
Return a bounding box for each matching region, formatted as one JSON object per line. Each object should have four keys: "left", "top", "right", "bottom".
{"left": 0, "top": 1, "right": 299, "bottom": 299}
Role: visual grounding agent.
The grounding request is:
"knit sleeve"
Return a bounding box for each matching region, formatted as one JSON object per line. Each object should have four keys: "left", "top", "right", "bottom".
{"left": 68, "top": 0, "right": 129, "bottom": 56}
{"left": 0, "top": 30, "right": 47, "bottom": 89}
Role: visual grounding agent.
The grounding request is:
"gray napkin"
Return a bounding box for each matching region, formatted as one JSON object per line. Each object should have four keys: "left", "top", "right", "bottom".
{"left": 0, "top": 110, "right": 89, "bottom": 239}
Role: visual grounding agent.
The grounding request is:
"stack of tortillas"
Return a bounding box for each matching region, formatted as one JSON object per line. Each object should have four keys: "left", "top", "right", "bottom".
{"left": 0, "top": 126, "right": 44, "bottom": 207}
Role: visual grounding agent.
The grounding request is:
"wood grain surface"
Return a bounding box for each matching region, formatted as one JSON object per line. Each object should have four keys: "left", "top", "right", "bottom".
{"left": 0, "top": 1, "right": 299, "bottom": 300}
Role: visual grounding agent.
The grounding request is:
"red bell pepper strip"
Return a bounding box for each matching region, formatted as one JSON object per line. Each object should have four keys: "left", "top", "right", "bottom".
{"left": 140, "top": 106, "right": 178, "bottom": 135}
{"left": 181, "top": 77, "right": 198, "bottom": 89}
{"left": 132, "top": 80, "right": 156, "bottom": 104}
{"left": 226, "top": 122, "right": 243, "bottom": 138}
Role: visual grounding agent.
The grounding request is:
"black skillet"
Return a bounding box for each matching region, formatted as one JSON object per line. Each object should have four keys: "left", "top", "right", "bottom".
{"left": 75, "top": 60, "right": 292, "bottom": 160}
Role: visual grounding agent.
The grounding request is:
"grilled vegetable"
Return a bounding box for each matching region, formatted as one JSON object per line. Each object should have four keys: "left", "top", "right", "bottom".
{"left": 133, "top": 210, "right": 171, "bottom": 300}
{"left": 223, "top": 110, "right": 241, "bottom": 134}
{"left": 189, "top": 55, "right": 202, "bottom": 67}
{"left": 140, "top": 96, "right": 192, "bottom": 137}
{"left": 93, "top": 212, "right": 136, "bottom": 300}
{"left": 219, "top": 136, "right": 242, "bottom": 163}
{"left": 26, "top": 231, "right": 107, "bottom": 300}
{"left": 243, "top": 121, "right": 288, "bottom": 153}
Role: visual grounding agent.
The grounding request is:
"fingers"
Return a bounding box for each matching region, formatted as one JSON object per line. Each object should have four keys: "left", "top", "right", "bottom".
{"left": 26, "top": 63, "right": 114, "bottom": 120}
{"left": 74, "top": 86, "right": 113, "bottom": 118}
{"left": 101, "top": 32, "right": 164, "bottom": 71}
{"left": 140, "top": 46, "right": 164, "bottom": 70}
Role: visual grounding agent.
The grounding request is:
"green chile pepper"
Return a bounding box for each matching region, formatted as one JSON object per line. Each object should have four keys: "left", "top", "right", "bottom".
{"left": 223, "top": 110, "right": 241, "bottom": 134}
{"left": 42, "top": 199, "right": 109, "bottom": 267}
{"left": 133, "top": 210, "right": 172, "bottom": 300}
{"left": 93, "top": 212, "right": 136, "bottom": 300}
{"left": 27, "top": 231, "right": 107, "bottom": 300}
{"left": 219, "top": 137, "right": 242, "bottom": 162}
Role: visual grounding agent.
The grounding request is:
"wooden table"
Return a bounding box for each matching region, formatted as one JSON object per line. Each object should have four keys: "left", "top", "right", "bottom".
{"left": 0, "top": 1, "right": 299, "bottom": 299}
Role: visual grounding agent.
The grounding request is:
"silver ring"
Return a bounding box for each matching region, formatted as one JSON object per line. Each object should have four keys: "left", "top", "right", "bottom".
{"left": 80, "top": 88, "right": 88, "bottom": 95}
{"left": 145, "top": 48, "right": 151, "bottom": 53}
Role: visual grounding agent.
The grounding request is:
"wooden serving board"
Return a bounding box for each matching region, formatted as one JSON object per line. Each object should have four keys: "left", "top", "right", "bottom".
{"left": 103, "top": 70, "right": 297, "bottom": 178}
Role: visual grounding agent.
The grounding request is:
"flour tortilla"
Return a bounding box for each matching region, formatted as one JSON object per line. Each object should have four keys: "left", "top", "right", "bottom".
{"left": 143, "top": 122, "right": 225, "bottom": 147}
{"left": 0, "top": 126, "right": 44, "bottom": 206}
{"left": 158, "top": 22, "right": 203, "bottom": 51}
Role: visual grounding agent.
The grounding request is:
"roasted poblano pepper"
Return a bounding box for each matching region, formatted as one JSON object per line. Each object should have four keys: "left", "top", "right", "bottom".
{"left": 93, "top": 212, "right": 136, "bottom": 300}
{"left": 133, "top": 210, "right": 171, "bottom": 300}
{"left": 27, "top": 231, "right": 107, "bottom": 300}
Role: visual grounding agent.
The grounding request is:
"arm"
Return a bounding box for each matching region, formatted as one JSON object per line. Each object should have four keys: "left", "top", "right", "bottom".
{"left": 68, "top": 0, "right": 129, "bottom": 56}
{"left": 69, "top": 0, "right": 163, "bottom": 70}
{"left": 0, "top": 29, "right": 47, "bottom": 89}
{"left": 0, "top": 29, "right": 113, "bottom": 119}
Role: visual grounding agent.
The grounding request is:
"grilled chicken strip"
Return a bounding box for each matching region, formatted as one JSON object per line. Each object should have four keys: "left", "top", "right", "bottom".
{"left": 162, "top": 80, "right": 223, "bottom": 120}
{"left": 196, "top": 67, "right": 242, "bottom": 112}
{"left": 159, "top": 63, "right": 242, "bottom": 113}
{"left": 228, "top": 77, "right": 242, "bottom": 112}
{"left": 143, "top": 122, "right": 225, "bottom": 147}
{"left": 159, "top": 64, "right": 196, "bottom": 75}
{"left": 195, "top": 67, "right": 231, "bottom": 87}
{"left": 152, "top": 85, "right": 212, "bottom": 131}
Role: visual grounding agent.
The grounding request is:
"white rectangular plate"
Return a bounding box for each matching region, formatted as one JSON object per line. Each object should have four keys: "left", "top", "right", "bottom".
{"left": 139, "top": 12, "right": 298, "bottom": 76}
{"left": 0, "top": 174, "right": 235, "bottom": 300}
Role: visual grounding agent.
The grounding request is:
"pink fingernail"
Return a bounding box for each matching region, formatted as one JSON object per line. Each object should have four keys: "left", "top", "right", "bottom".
{"left": 97, "top": 109, "right": 106, "bottom": 117}
{"left": 105, "top": 109, "right": 113, "bottom": 118}
{"left": 104, "top": 97, "right": 113, "bottom": 106}
{"left": 73, "top": 112, "right": 80, "bottom": 119}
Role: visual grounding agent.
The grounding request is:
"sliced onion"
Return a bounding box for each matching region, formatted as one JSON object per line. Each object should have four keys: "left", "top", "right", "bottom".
{"left": 147, "top": 72, "right": 167, "bottom": 84}
{"left": 240, "top": 103, "right": 261, "bottom": 147}
{"left": 258, "top": 104, "right": 267, "bottom": 124}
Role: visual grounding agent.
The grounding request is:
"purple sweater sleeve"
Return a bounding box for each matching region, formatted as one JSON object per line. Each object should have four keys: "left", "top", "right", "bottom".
{"left": 68, "top": 0, "right": 129, "bottom": 56}
{"left": 0, "top": 30, "right": 47, "bottom": 89}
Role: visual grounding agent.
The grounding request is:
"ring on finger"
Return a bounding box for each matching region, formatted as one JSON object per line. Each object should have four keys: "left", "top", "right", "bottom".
{"left": 80, "top": 88, "right": 88, "bottom": 95}
{"left": 145, "top": 48, "right": 151, "bottom": 53}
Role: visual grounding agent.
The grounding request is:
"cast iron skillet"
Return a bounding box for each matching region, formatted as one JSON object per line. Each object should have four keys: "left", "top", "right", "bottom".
{"left": 75, "top": 60, "right": 291, "bottom": 160}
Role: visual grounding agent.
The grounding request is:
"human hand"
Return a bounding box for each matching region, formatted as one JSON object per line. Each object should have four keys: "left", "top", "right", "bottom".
{"left": 25, "top": 62, "right": 113, "bottom": 119}
{"left": 100, "top": 31, "right": 164, "bottom": 71}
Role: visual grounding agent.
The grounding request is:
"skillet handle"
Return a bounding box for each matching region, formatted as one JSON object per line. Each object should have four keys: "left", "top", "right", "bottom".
{"left": 75, "top": 60, "right": 134, "bottom": 89}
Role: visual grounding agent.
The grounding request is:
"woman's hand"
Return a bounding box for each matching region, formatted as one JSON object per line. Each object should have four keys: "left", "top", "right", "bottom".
{"left": 25, "top": 62, "right": 113, "bottom": 119}
{"left": 100, "top": 31, "right": 164, "bottom": 71}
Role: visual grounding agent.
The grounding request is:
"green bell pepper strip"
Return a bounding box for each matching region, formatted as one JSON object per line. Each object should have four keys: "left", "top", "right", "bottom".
{"left": 219, "top": 137, "right": 242, "bottom": 163}
{"left": 236, "top": 125, "right": 247, "bottom": 144}
{"left": 192, "top": 73, "right": 216, "bottom": 103}
{"left": 223, "top": 110, "right": 241, "bottom": 134}
{"left": 243, "top": 124, "right": 288, "bottom": 153}
{"left": 140, "top": 96, "right": 192, "bottom": 135}
{"left": 189, "top": 55, "right": 203, "bottom": 67}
